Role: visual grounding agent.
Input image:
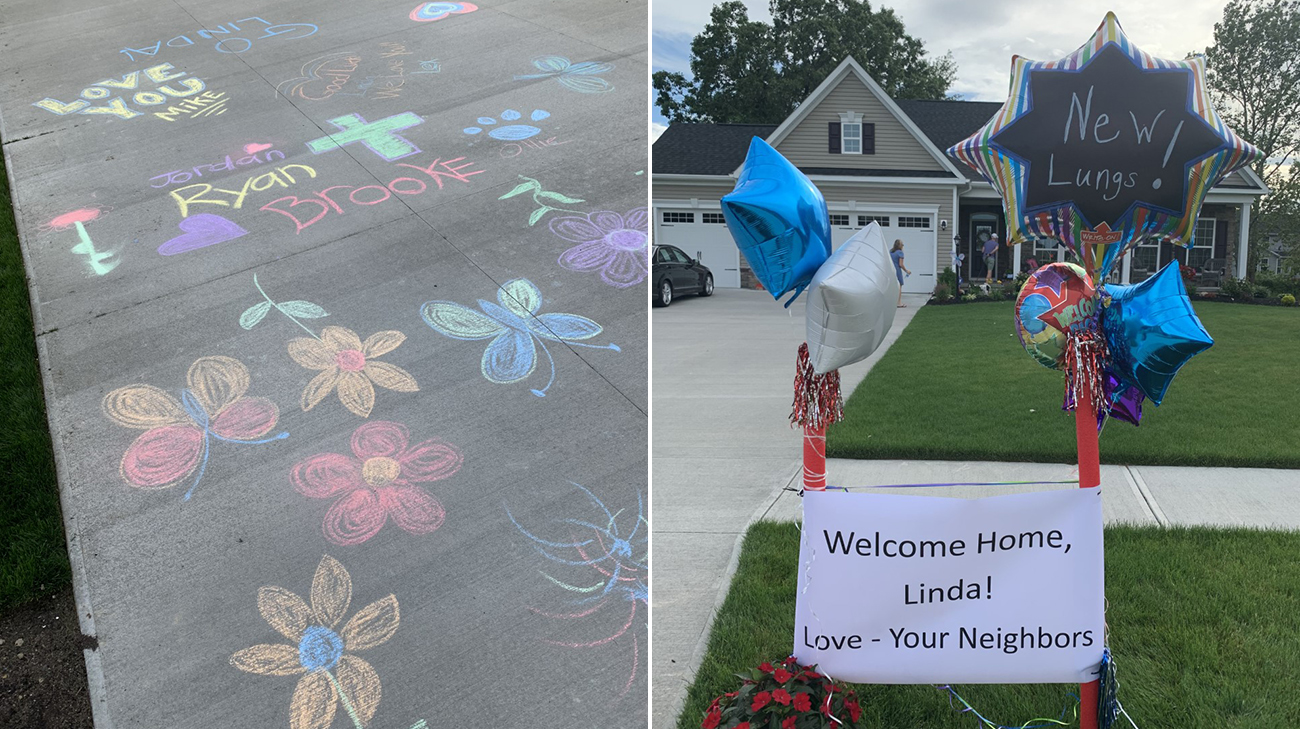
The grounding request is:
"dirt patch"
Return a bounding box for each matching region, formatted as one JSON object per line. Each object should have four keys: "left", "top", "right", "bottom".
{"left": 0, "top": 587, "right": 93, "bottom": 728}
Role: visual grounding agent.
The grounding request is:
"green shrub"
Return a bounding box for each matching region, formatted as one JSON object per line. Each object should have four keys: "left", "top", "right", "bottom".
{"left": 1256, "top": 272, "right": 1300, "bottom": 297}
{"left": 961, "top": 293, "right": 977, "bottom": 302}
{"left": 1253, "top": 285, "right": 1270, "bottom": 299}
{"left": 1186, "top": 282, "right": 1198, "bottom": 298}
{"left": 1014, "top": 271, "right": 1029, "bottom": 291}
{"left": 1282, "top": 294, "right": 1296, "bottom": 306}
{"left": 938, "top": 266, "right": 958, "bottom": 293}
{"left": 1220, "top": 277, "right": 1252, "bottom": 300}
{"left": 933, "top": 283, "right": 952, "bottom": 302}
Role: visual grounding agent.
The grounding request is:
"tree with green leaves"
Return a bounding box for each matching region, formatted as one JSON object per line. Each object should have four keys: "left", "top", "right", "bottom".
{"left": 1202, "top": 0, "right": 1300, "bottom": 276}
{"left": 654, "top": 0, "right": 956, "bottom": 125}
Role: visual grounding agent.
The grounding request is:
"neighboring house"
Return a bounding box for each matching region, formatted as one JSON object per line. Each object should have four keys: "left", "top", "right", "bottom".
{"left": 1258, "top": 234, "right": 1290, "bottom": 274}
{"left": 652, "top": 57, "right": 1269, "bottom": 292}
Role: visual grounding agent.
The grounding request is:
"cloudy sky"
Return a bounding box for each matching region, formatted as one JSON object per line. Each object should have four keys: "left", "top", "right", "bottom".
{"left": 652, "top": 0, "right": 1230, "bottom": 135}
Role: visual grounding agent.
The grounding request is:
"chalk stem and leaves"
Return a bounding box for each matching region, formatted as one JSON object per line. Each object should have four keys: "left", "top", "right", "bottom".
{"left": 498, "top": 175, "right": 586, "bottom": 226}
{"left": 242, "top": 272, "right": 330, "bottom": 338}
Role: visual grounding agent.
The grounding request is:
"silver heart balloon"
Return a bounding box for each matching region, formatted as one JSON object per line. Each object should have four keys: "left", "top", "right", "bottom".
{"left": 805, "top": 223, "right": 899, "bottom": 374}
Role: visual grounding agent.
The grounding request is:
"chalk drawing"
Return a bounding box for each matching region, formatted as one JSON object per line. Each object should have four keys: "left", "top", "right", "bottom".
{"left": 409, "top": 2, "right": 477, "bottom": 22}
{"left": 515, "top": 56, "right": 614, "bottom": 94}
{"left": 154, "top": 90, "right": 229, "bottom": 121}
{"left": 170, "top": 163, "right": 318, "bottom": 218}
{"left": 463, "top": 109, "right": 550, "bottom": 141}
{"left": 552, "top": 208, "right": 648, "bottom": 288}
{"left": 157, "top": 213, "right": 248, "bottom": 256}
{"left": 102, "top": 356, "right": 288, "bottom": 500}
{"left": 276, "top": 52, "right": 365, "bottom": 102}
{"left": 150, "top": 145, "right": 286, "bottom": 188}
{"left": 120, "top": 17, "right": 318, "bottom": 61}
{"left": 507, "top": 483, "right": 646, "bottom": 697}
{"left": 292, "top": 422, "right": 462, "bottom": 546}
{"left": 420, "top": 278, "right": 619, "bottom": 397}
{"left": 33, "top": 63, "right": 211, "bottom": 121}
{"left": 498, "top": 175, "right": 586, "bottom": 226}
{"left": 306, "top": 112, "right": 424, "bottom": 162}
{"left": 231, "top": 555, "right": 418, "bottom": 729}
{"left": 278, "top": 43, "right": 425, "bottom": 103}
{"left": 259, "top": 157, "right": 484, "bottom": 234}
{"left": 412, "top": 60, "right": 441, "bottom": 74}
{"left": 43, "top": 207, "right": 120, "bottom": 276}
{"left": 241, "top": 273, "right": 330, "bottom": 334}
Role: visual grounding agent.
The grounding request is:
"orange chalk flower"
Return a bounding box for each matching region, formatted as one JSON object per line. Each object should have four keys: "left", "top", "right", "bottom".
{"left": 289, "top": 326, "right": 419, "bottom": 418}
{"left": 231, "top": 556, "right": 399, "bottom": 729}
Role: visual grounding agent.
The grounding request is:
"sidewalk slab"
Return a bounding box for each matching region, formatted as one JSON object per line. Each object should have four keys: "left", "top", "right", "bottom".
{"left": 1, "top": 2, "right": 646, "bottom": 727}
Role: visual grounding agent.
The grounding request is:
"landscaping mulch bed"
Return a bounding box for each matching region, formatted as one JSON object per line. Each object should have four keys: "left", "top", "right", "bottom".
{"left": 0, "top": 587, "right": 93, "bottom": 729}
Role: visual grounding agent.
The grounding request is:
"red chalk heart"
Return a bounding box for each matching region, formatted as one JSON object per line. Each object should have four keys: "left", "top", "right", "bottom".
{"left": 244, "top": 143, "right": 273, "bottom": 155}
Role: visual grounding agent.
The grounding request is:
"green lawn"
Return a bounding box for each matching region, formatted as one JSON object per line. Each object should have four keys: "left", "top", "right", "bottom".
{"left": 677, "top": 521, "right": 1300, "bottom": 729}
{"left": 829, "top": 301, "right": 1300, "bottom": 467}
{"left": 0, "top": 152, "right": 69, "bottom": 611}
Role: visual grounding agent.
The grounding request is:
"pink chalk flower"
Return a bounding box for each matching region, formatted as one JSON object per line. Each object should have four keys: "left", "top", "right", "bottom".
{"left": 292, "top": 422, "right": 462, "bottom": 546}
{"left": 551, "top": 208, "right": 648, "bottom": 288}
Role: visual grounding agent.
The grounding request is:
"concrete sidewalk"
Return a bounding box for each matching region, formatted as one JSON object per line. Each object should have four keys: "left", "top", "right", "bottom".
{"left": 651, "top": 289, "right": 1300, "bottom": 729}
{"left": 2, "top": 2, "right": 646, "bottom": 727}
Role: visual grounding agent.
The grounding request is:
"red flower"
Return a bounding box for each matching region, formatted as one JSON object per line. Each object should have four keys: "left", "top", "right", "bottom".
{"left": 736, "top": 724, "right": 750, "bottom": 729}
{"left": 772, "top": 689, "right": 792, "bottom": 705}
{"left": 793, "top": 693, "right": 812, "bottom": 712}
{"left": 846, "top": 699, "right": 862, "bottom": 722}
{"left": 781, "top": 718, "right": 796, "bottom": 729}
{"left": 758, "top": 662, "right": 774, "bottom": 673}
{"left": 751, "top": 692, "right": 771, "bottom": 711}
{"left": 702, "top": 710, "right": 721, "bottom": 729}
{"left": 292, "top": 421, "right": 462, "bottom": 545}
{"left": 803, "top": 670, "right": 821, "bottom": 680}
{"left": 774, "top": 668, "right": 793, "bottom": 683}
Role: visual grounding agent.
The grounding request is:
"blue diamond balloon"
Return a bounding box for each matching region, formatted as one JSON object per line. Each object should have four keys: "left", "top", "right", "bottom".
{"left": 1101, "top": 261, "right": 1213, "bottom": 405}
{"left": 721, "top": 138, "right": 831, "bottom": 305}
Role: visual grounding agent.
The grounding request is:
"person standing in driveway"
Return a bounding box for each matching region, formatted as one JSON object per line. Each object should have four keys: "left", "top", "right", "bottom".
{"left": 891, "top": 239, "right": 911, "bottom": 307}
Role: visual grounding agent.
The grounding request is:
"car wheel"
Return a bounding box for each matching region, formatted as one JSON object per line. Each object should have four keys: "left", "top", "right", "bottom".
{"left": 654, "top": 279, "right": 673, "bottom": 307}
{"left": 700, "top": 274, "right": 714, "bottom": 297}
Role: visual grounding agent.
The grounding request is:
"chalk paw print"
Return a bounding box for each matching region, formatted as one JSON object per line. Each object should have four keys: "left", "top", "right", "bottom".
{"left": 464, "top": 109, "right": 550, "bottom": 141}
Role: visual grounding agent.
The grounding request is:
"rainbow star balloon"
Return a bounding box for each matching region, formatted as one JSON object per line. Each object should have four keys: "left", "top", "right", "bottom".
{"left": 948, "top": 12, "right": 1263, "bottom": 281}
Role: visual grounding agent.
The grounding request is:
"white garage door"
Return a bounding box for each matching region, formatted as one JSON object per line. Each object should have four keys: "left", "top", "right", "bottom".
{"left": 655, "top": 209, "right": 742, "bottom": 288}
{"left": 830, "top": 213, "right": 936, "bottom": 294}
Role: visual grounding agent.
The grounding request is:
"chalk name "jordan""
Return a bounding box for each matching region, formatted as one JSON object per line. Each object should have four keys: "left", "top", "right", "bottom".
{"left": 821, "top": 529, "right": 1070, "bottom": 558}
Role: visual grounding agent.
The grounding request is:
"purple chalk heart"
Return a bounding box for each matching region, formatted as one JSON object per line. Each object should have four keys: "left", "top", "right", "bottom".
{"left": 158, "top": 213, "right": 248, "bottom": 256}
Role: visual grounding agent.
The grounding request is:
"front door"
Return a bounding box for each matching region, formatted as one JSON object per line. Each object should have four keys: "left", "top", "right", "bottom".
{"left": 969, "top": 215, "right": 998, "bottom": 283}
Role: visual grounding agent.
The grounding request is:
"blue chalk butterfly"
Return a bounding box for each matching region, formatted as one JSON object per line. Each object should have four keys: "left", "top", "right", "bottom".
{"left": 515, "top": 56, "right": 614, "bottom": 94}
{"left": 420, "top": 278, "right": 619, "bottom": 397}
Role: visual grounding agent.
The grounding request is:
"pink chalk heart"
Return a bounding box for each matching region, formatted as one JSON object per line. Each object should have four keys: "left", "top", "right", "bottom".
{"left": 158, "top": 213, "right": 248, "bottom": 256}
{"left": 244, "top": 143, "right": 273, "bottom": 155}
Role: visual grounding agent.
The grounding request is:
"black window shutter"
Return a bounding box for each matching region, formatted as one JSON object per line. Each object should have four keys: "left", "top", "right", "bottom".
{"left": 1214, "top": 218, "right": 1228, "bottom": 260}
{"left": 863, "top": 123, "right": 875, "bottom": 154}
{"left": 828, "top": 122, "right": 840, "bottom": 154}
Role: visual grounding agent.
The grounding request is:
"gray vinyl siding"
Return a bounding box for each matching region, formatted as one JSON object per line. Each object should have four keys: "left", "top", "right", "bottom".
{"left": 773, "top": 73, "right": 947, "bottom": 173}
{"left": 652, "top": 181, "right": 736, "bottom": 204}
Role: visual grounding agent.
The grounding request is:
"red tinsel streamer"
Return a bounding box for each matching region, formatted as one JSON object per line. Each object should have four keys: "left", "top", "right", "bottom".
{"left": 1063, "top": 328, "right": 1109, "bottom": 418}
{"left": 790, "top": 342, "right": 844, "bottom": 430}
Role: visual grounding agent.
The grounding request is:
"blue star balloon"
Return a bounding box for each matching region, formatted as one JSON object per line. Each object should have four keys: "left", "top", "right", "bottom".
{"left": 721, "top": 138, "right": 831, "bottom": 305}
{"left": 1101, "top": 262, "right": 1213, "bottom": 405}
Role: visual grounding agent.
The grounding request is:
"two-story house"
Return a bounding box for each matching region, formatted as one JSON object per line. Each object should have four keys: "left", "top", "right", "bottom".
{"left": 652, "top": 57, "right": 1269, "bottom": 292}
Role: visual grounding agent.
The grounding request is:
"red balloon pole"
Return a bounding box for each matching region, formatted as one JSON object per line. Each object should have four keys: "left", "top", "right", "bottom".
{"left": 1074, "top": 376, "right": 1101, "bottom": 729}
{"left": 803, "top": 425, "right": 826, "bottom": 491}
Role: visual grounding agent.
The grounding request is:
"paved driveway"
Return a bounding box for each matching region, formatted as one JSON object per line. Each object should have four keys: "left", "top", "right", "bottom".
{"left": 1, "top": 1, "right": 646, "bottom": 726}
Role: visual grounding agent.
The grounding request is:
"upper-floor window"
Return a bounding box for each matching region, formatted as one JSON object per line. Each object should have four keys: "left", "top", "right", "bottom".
{"left": 830, "top": 112, "right": 874, "bottom": 155}
{"left": 842, "top": 122, "right": 862, "bottom": 154}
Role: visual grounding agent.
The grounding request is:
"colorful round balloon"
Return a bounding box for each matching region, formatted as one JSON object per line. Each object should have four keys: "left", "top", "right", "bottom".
{"left": 1014, "top": 262, "right": 1096, "bottom": 369}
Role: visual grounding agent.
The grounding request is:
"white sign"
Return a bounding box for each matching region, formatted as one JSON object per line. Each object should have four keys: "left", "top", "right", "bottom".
{"left": 794, "top": 488, "right": 1104, "bottom": 683}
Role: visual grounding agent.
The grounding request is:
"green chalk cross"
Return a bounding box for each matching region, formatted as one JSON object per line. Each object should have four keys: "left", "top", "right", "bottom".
{"left": 306, "top": 112, "right": 424, "bottom": 161}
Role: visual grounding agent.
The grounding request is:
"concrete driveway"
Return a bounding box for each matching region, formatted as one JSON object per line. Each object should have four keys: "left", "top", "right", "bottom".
{"left": 1, "top": 1, "right": 646, "bottom": 726}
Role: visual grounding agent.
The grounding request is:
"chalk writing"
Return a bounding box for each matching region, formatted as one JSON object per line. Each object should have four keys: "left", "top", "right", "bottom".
{"left": 464, "top": 108, "right": 550, "bottom": 141}
{"left": 306, "top": 112, "right": 424, "bottom": 161}
{"left": 500, "top": 136, "right": 570, "bottom": 159}
{"left": 154, "top": 90, "right": 229, "bottom": 121}
{"left": 33, "top": 63, "right": 209, "bottom": 121}
{"left": 277, "top": 52, "right": 365, "bottom": 101}
{"left": 508, "top": 483, "right": 646, "bottom": 697}
{"left": 119, "top": 17, "right": 318, "bottom": 61}
{"left": 230, "top": 556, "right": 404, "bottom": 729}
{"left": 409, "top": 2, "right": 477, "bottom": 22}
{"left": 277, "top": 43, "right": 430, "bottom": 103}
{"left": 102, "top": 356, "right": 288, "bottom": 500}
{"left": 420, "top": 278, "right": 620, "bottom": 397}
{"left": 498, "top": 175, "right": 586, "bottom": 226}
{"left": 44, "top": 207, "right": 120, "bottom": 276}
{"left": 292, "top": 421, "right": 462, "bottom": 545}
{"left": 516, "top": 56, "right": 614, "bottom": 94}
{"left": 412, "top": 59, "right": 441, "bottom": 74}
{"left": 158, "top": 213, "right": 248, "bottom": 256}
{"left": 552, "top": 208, "right": 649, "bottom": 288}
{"left": 170, "top": 164, "right": 318, "bottom": 217}
{"left": 259, "top": 157, "right": 484, "bottom": 234}
{"left": 150, "top": 144, "right": 286, "bottom": 188}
